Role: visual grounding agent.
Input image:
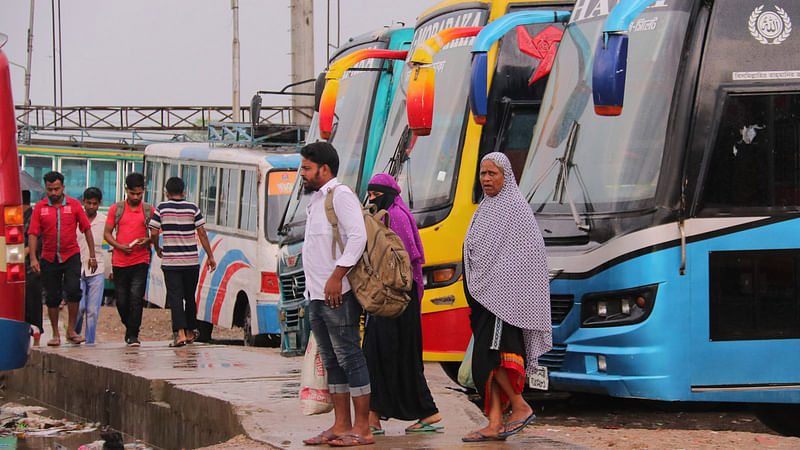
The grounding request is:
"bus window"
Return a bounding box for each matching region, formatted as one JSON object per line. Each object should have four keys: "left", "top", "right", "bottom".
{"left": 266, "top": 170, "right": 296, "bottom": 243}
{"left": 163, "top": 163, "right": 178, "bottom": 185}
{"left": 702, "top": 93, "right": 800, "bottom": 211}
{"left": 23, "top": 156, "right": 53, "bottom": 184}
{"left": 239, "top": 169, "right": 258, "bottom": 232}
{"left": 218, "top": 168, "right": 241, "bottom": 228}
{"left": 181, "top": 165, "right": 199, "bottom": 203}
{"left": 145, "top": 160, "right": 160, "bottom": 204}
{"left": 89, "top": 159, "right": 118, "bottom": 206}
{"left": 61, "top": 158, "right": 88, "bottom": 200}
{"left": 200, "top": 166, "right": 218, "bottom": 225}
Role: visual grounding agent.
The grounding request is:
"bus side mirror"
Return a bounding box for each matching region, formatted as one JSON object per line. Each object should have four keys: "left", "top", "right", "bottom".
{"left": 469, "top": 52, "right": 488, "bottom": 125}
{"left": 314, "top": 71, "right": 327, "bottom": 112}
{"left": 592, "top": 33, "right": 628, "bottom": 116}
{"left": 407, "top": 65, "right": 435, "bottom": 136}
{"left": 250, "top": 94, "right": 262, "bottom": 129}
{"left": 318, "top": 77, "right": 339, "bottom": 140}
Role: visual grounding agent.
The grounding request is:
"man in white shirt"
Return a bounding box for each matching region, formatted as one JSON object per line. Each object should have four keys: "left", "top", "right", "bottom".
{"left": 75, "top": 187, "right": 106, "bottom": 344}
{"left": 300, "top": 142, "right": 372, "bottom": 446}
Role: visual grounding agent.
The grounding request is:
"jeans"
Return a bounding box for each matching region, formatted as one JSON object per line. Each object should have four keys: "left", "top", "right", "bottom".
{"left": 163, "top": 266, "right": 199, "bottom": 332}
{"left": 41, "top": 253, "right": 81, "bottom": 308}
{"left": 113, "top": 263, "right": 149, "bottom": 340}
{"left": 308, "top": 291, "right": 370, "bottom": 396}
{"left": 75, "top": 273, "right": 104, "bottom": 343}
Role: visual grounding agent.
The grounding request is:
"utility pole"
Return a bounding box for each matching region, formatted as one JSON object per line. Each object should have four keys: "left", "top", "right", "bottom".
{"left": 232, "top": 0, "right": 241, "bottom": 122}
{"left": 21, "top": 0, "right": 35, "bottom": 137}
{"left": 289, "top": 0, "right": 313, "bottom": 125}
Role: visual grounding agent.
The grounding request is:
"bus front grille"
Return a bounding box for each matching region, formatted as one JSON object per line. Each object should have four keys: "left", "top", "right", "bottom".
{"left": 551, "top": 295, "right": 573, "bottom": 325}
{"left": 539, "top": 345, "right": 567, "bottom": 371}
{"left": 279, "top": 272, "right": 306, "bottom": 303}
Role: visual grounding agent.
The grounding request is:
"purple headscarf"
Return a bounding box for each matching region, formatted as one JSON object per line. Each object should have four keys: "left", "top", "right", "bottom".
{"left": 368, "top": 173, "right": 425, "bottom": 300}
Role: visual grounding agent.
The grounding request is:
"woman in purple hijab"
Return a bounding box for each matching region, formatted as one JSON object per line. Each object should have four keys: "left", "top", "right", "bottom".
{"left": 361, "top": 173, "right": 442, "bottom": 434}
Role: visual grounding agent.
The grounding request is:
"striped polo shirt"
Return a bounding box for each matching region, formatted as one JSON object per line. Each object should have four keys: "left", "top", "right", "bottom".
{"left": 149, "top": 199, "right": 206, "bottom": 268}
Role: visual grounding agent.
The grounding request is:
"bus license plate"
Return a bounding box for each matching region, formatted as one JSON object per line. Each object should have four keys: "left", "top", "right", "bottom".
{"left": 528, "top": 366, "right": 549, "bottom": 390}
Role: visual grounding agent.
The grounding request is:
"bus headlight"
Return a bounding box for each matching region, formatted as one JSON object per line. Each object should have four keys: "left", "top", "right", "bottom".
{"left": 580, "top": 284, "right": 657, "bottom": 327}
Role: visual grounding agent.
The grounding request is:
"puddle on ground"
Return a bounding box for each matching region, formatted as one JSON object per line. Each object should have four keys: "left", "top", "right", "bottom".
{"left": 0, "top": 391, "right": 156, "bottom": 450}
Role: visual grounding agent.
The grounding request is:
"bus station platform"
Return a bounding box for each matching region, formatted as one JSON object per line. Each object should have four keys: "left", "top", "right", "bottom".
{"left": 3, "top": 343, "right": 581, "bottom": 449}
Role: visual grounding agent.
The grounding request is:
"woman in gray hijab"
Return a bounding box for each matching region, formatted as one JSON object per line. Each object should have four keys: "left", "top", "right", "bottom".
{"left": 461, "top": 152, "right": 552, "bottom": 442}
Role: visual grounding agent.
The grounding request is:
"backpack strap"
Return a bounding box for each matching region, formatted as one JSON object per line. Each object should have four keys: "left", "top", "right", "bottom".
{"left": 113, "top": 201, "right": 125, "bottom": 234}
{"left": 324, "top": 186, "right": 346, "bottom": 259}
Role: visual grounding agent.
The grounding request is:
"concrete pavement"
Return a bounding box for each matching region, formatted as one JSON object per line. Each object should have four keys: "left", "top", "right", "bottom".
{"left": 3, "top": 342, "right": 582, "bottom": 449}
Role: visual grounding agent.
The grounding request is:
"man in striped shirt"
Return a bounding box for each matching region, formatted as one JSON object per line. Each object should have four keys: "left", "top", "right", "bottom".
{"left": 149, "top": 177, "right": 216, "bottom": 347}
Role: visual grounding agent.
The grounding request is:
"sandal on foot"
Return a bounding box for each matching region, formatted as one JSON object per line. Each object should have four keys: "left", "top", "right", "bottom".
{"left": 186, "top": 330, "right": 198, "bottom": 344}
{"left": 46, "top": 338, "right": 61, "bottom": 347}
{"left": 327, "top": 434, "right": 375, "bottom": 447}
{"left": 66, "top": 335, "right": 85, "bottom": 344}
{"left": 302, "top": 430, "right": 338, "bottom": 445}
{"left": 369, "top": 426, "right": 384, "bottom": 435}
{"left": 498, "top": 412, "right": 536, "bottom": 438}
{"left": 461, "top": 431, "right": 505, "bottom": 442}
{"left": 169, "top": 338, "right": 187, "bottom": 348}
{"left": 405, "top": 420, "right": 444, "bottom": 433}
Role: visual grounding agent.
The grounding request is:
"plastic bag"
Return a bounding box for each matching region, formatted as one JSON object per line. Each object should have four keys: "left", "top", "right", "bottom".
{"left": 458, "top": 334, "right": 476, "bottom": 389}
{"left": 300, "top": 333, "right": 333, "bottom": 415}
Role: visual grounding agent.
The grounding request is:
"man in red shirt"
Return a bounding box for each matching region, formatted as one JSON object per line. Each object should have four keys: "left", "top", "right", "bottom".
{"left": 104, "top": 172, "right": 152, "bottom": 347}
{"left": 29, "top": 171, "right": 97, "bottom": 346}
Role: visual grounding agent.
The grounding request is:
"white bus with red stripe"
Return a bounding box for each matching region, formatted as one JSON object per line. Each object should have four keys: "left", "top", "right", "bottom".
{"left": 144, "top": 143, "right": 299, "bottom": 346}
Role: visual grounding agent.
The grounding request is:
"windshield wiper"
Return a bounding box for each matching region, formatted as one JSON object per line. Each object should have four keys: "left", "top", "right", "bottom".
{"left": 528, "top": 120, "right": 592, "bottom": 232}
{"left": 278, "top": 180, "right": 305, "bottom": 236}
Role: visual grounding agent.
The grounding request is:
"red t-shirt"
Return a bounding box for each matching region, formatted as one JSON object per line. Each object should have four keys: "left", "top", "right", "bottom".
{"left": 106, "top": 202, "right": 151, "bottom": 267}
{"left": 28, "top": 196, "right": 91, "bottom": 263}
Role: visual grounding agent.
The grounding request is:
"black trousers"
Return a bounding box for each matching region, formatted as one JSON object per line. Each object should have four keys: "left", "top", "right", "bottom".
{"left": 25, "top": 269, "right": 44, "bottom": 333}
{"left": 41, "top": 253, "right": 81, "bottom": 308}
{"left": 113, "top": 263, "right": 149, "bottom": 340}
{"left": 163, "top": 266, "right": 199, "bottom": 332}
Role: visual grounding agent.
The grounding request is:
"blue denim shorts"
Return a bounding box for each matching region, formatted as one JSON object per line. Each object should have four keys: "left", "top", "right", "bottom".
{"left": 308, "top": 291, "right": 370, "bottom": 396}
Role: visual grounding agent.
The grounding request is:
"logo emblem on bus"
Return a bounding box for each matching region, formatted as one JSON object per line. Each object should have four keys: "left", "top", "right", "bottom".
{"left": 748, "top": 5, "right": 792, "bottom": 45}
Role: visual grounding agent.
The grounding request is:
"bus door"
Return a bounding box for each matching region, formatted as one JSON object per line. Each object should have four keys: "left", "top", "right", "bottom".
{"left": 685, "top": 1, "right": 800, "bottom": 396}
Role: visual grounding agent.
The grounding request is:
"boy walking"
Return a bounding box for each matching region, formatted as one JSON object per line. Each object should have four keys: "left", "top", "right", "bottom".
{"left": 149, "top": 177, "right": 216, "bottom": 347}
{"left": 104, "top": 173, "right": 151, "bottom": 347}
{"left": 75, "top": 187, "right": 106, "bottom": 344}
{"left": 28, "top": 171, "right": 97, "bottom": 346}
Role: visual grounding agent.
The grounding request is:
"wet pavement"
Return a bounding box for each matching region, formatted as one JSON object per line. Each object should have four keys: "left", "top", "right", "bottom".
{"left": 3, "top": 341, "right": 584, "bottom": 449}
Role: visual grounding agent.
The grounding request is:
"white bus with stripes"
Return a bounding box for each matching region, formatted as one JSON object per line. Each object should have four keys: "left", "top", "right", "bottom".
{"left": 144, "top": 143, "right": 299, "bottom": 345}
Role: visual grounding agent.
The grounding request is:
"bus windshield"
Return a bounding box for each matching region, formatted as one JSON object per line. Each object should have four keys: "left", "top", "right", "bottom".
{"left": 374, "top": 8, "right": 487, "bottom": 215}
{"left": 279, "top": 43, "right": 385, "bottom": 243}
{"left": 519, "top": 2, "right": 691, "bottom": 214}
{"left": 266, "top": 170, "right": 297, "bottom": 243}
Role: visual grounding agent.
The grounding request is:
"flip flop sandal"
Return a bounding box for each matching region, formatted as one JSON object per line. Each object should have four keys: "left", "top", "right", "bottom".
{"left": 169, "top": 339, "right": 187, "bottom": 348}
{"left": 327, "top": 434, "right": 375, "bottom": 447}
{"left": 186, "top": 330, "right": 198, "bottom": 344}
{"left": 498, "top": 412, "right": 536, "bottom": 438}
{"left": 67, "top": 335, "right": 85, "bottom": 344}
{"left": 369, "top": 426, "right": 384, "bottom": 435}
{"left": 302, "top": 430, "right": 338, "bottom": 445}
{"left": 47, "top": 338, "right": 61, "bottom": 347}
{"left": 461, "top": 431, "right": 505, "bottom": 442}
{"left": 405, "top": 420, "right": 444, "bottom": 433}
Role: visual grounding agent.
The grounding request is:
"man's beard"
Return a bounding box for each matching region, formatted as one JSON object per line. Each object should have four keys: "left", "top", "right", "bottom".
{"left": 302, "top": 183, "right": 316, "bottom": 195}
{"left": 48, "top": 194, "right": 62, "bottom": 204}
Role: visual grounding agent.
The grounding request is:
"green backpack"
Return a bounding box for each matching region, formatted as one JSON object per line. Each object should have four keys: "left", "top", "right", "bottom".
{"left": 113, "top": 201, "right": 153, "bottom": 236}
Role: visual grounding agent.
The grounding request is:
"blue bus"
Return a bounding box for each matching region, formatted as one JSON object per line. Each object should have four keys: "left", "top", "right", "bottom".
{"left": 277, "top": 26, "right": 413, "bottom": 355}
{"left": 518, "top": 0, "right": 800, "bottom": 434}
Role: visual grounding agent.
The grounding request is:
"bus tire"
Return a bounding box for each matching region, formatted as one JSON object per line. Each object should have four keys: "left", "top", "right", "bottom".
{"left": 754, "top": 404, "right": 800, "bottom": 437}
{"left": 440, "top": 362, "right": 463, "bottom": 386}
{"left": 196, "top": 321, "right": 213, "bottom": 343}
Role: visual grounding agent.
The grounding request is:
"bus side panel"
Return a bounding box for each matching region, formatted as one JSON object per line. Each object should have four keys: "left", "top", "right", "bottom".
{"left": 688, "top": 218, "right": 800, "bottom": 403}
{"left": 196, "top": 232, "right": 258, "bottom": 330}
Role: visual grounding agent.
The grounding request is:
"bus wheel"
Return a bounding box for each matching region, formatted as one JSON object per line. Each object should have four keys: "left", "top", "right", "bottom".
{"left": 196, "top": 321, "right": 213, "bottom": 343}
{"left": 440, "top": 362, "right": 462, "bottom": 386}
{"left": 754, "top": 404, "right": 800, "bottom": 436}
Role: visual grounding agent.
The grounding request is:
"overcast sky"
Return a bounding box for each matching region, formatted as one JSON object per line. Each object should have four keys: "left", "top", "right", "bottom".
{"left": 1, "top": 0, "right": 432, "bottom": 107}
